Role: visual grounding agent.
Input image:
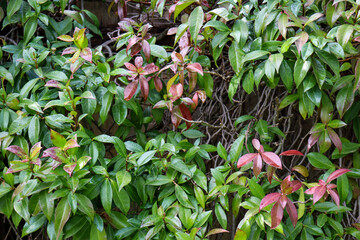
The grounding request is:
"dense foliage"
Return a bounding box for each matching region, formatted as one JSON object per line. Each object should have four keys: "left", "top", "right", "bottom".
{"left": 1, "top": 0, "right": 360, "bottom": 239}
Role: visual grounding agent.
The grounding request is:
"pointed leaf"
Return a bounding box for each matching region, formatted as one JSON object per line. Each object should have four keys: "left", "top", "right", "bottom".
{"left": 237, "top": 153, "right": 257, "bottom": 168}
{"left": 285, "top": 199, "right": 298, "bottom": 227}
{"left": 259, "top": 193, "right": 281, "bottom": 210}
{"left": 270, "top": 201, "right": 283, "bottom": 229}
{"left": 326, "top": 169, "right": 350, "bottom": 183}
{"left": 261, "top": 152, "right": 282, "bottom": 169}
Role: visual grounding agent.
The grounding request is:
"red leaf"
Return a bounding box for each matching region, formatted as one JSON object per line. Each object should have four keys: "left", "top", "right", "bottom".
{"left": 328, "top": 189, "right": 340, "bottom": 206}
{"left": 126, "top": 36, "right": 140, "bottom": 54}
{"left": 327, "top": 128, "right": 342, "bottom": 153}
{"left": 186, "top": 63, "right": 204, "bottom": 76}
{"left": 326, "top": 169, "right": 350, "bottom": 183}
{"left": 179, "top": 103, "right": 192, "bottom": 129}
{"left": 62, "top": 47, "right": 77, "bottom": 55}
{"left": 189, "top": 72, "right": 197, "bottom": 92}
{"left": 169, "top": 83, "right": 183, "bottom": 102}
{"left": 143, "top": 63, "right": 159, "bottom": 75}
{"left": 253, "top": 153, "right": 262, "bottom": 177}
{"left": 285, "top": 198, "right": 298, "bottom": 227}
{"left": 261, "top": 152, "right": 282, "bottom": 169}
{"left": 124, "top": 80, "right": 138, "bottom": 101}
{"left": 312, "top": 185, "right": 327, "bottom": 204}
{"left": 171, "top": 106, "right": 181, "bottom": 128}
{"left": 154, "top": 77, "right": 163, "bottom": 92}
{"left": 289, "top": 180, "right": 302, "bottom": 193}
{"left": 259, "top": 192, "right": 281, "bottom": 210}
{"left": 307, "top": 132, "right": 320, "bottom": 151}
{"left": 280, "top": 150, "right": 304, "bottom": 156}
{"left": 237, "top": 153, "right": 258, "bottom": 168}
{"left": 142, "top": 40, "right": 151, "bottom": 62}
{"left": 130, "top": 43, "right": 142, "bottom": 57}
{"left": 252, "top": 139, "right": 261, "bottom": 151}
{"left": 270, "top": 201, "right": 283, "bottom": 229}
{"left": 124, "top": 62, "right": 137, "bottom": 72}
{"left": 6, "top": 145, "right": 27, "bottom": 159}
{"left": 80, "top": 47, "right": 92, "bottom": 63}
{"left": 140, "top": 77, "right": 149, "bottom": 101}
{"left": 267, "top": 166, "right": 275, "bottom": 184}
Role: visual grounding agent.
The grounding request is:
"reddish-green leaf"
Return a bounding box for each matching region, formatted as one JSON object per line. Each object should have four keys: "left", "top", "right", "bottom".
{"left": 270, "top": 201, "right": 283, "bottom": 229}
{"left": 327, "top": 128, "right": 342, "bottom": 152}
{"left": 124, "top": 80, "right": 138, "bottom": 101}
{"left": 54, "top": 198, "right": 71, "bottom": 240}
{"left": 50, "top": 130, "right": 66, "bottom": 148}
{"left": 186, "top": 63, "right": 203, "bottom": 75}
{"left": 6, "top": 145, "right": 27, "bottom": 159}
{"left": 285, "top": 198, "right": 297, "bottom": 227}
{"left": 259, "top": 193, "right": 281, "bottom": 210}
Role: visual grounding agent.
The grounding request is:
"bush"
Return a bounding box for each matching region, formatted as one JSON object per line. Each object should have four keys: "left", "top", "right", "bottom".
{"left": 1, "top": 0, "right": 360, "bottom": 239}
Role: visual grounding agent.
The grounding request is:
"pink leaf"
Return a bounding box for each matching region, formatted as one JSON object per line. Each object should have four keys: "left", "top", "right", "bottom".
{"left": 267, "top": 166, "right": 275, "bottom": 184}
{"left": 280, "top": 150, "right": 304, "bottom": 156}
{"left": 327, "top": 183, "right": 337, "bottom": 189}
{"left": 124, "top": 62, "right": 137, "bottom": 72}
{"left": 326, "top": 169, "right": 350, "bottom": 183}
{"left": 29, "top": 142, "right": 42, "bottom": 159}
{"left": 279, "top": 195, "right": 288, "bottom": 209}
{"left": 45, "top": 80, "right": 63, "bottom": 89}
{"left": 186, "top": 63, "right": 203, "bottom": 76}
{"left": 135, "top": 56, "right": 143, "bottom": 69}
{"left": 328, "top": 189, "right": 340, "bottom": 206}
{"left": 286, "top": 198, "right": 298, "bottom": 227}
{"left": 252, "top": 139, "right": 261, "bottom": 151}
{"left": 130, "top": 43, "right": 142, "bottom": 57}
{"left": 289, "top": 180, "right": 302, "bottom": 193}
{"left": 62, "top": 47, "right": 78, "bottom": 55}
{"left": 124, "top": 80, "right": 138, "bottom": 101}
{"left": 140, "top": 77, "right": 149, "bottom": 101}
{"left": 179, "top": 103, "right": 192, "bottom": 129}
{"left": 167, "top": 27, "right": 177, "bottom": 35}
{"left": 64, "top": 163, "right": 77, "bottom": 176}
{"left": 307, "top": 132, "right": 320, "bottom": 151}
{"left": 312, "top": 185, "right": 327, "bottom": 204}
{"left": 171, "top": 52, "right": 183, "bottom": 63}
{"left": 304, "top": 186, "right": 318, "bottom": 195}
{"left": 259, "top": 192, "right": 281, "bottom": 210}
{"left": 80, "top": 47, "right": 92, "bottom": 63}
{"left": 295, "top": 32, "right": 309, "bottom": 54}
{"left": 63, "top": 135, "right": 80, "bottom": 151}
{"left": 237, "top": 153, "right": 258, "bottom": 168}
{"left": 271, "top": 201, "right": 284, "bottom": 229}
{"left": 196, "top": 90, "right": 206, "bottom": 103}
{"left": 154, "top": 77, "right": 163, "bottom": 92}
{"left": 189, "top": 72, "right": 197, "bottom": 93}
{"left": 42, "top": 147, "right": 67, "bottom": 163}
{"left": 142, "top": 40, "right": 151, "bottom": 62}
{"left": 143, "top": 63, "right": 159, "bottom": 75}
{"left": 192, "top": 93, "right": 198, "bottom": 110}
{"left": 181, "top": 97, "right": 194, "bottom": 105}
{"left": 169, "top": 83, "right": 183, "bottom": 102}
{"left": 261, "top": 152, "right": 282, "bottom": 169}
{"left": 153, "top": 100, "right": 167, "bottom": 109}
{"left": 31, "top": 158, "right": 41, "bottom": 166}
{"left": 6, "top": 145, "right": 27, "bottom": 159}
{"left": 253, "top": 153, "right": 263, "bottom": 177}
{"left": 327, "top": 128, "right": 342, "bottom": 153}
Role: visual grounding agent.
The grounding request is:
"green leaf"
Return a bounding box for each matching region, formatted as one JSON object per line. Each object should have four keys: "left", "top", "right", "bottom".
{"left": 278, "top": 13, "right": 288, "bottom": 39}
{"left": 24, "top": 17, "right": 37, "bottom": 45}
{"left": 54, "top": 197, "right": 71, "bottom": 240}
{"left": 116, "top": 170, "right": 132, "bottom": 191}
{"left": 307, "top": 152, "right": 334, "bottom": 169}
{"left": 337, "top": 174, "right": 350, "bottom": 203}
{"left": 316, "top": 50, "right": 339, "bottom": 77}
{"left": 9, "top": 117, "right": 31, "bottom": 135}
{"left": 248, "top": 178, "right": 265, "bottom": 199}
{"left": 229, "top": 41, "right": 243, "bottom": 74}
{"left": 194, "top": 186, "right": 205, "bottom": 208}
{"left": 150, "top": 44, "right": 168, "bottom": 59}
{"left": 39, "top": 191, "right": 54, "bottom": 221}
{"left": 337, "top": 24, "right": 353, "bottom": 47}
{"left": 0, "top": 66, "right": 14, "bottom": 86}
{"left": 188, "top": 6, "right": 204, "bottom": 45}
{"left": 101, "top": 179, "right": 113, "bottom": 214}
{"left": 182, "top": 129, "right": 205, "bottom": 139}
{"left": 22, "top": 214, "right": 46, "bottom": 237}
{"left": 100, "top": 91, "right": 114, "bottom": 125}
{"left": 279, "top": 94, "right": 298, "bottom": 109}
{"left": 7, "top": 0, "right": 22, "bottom": 19}
{"left": 93, "top": 134, "right": 115, "bottom": 143}
{"left": 228, "top": 74, "right": 241, "bottom": 101}
{"left": 174, "top": 0, "right": 196, "bottom": 20}
{"left": 229, "top": 135, "right": 245, "bottom": 164}
{"left": 234, "top": 115, "right": 255, "bottom": 127}
{"left": 242, "top": 69, "right": 254, "bottom": 94}
{"left": 170, "top": 158, "right": 192, "bottom": 177}
{"left": 50, "top": 129, "right": 66, "bottom": 148}
{"left": 90, "top": 221, "right": 107, "bottom": 240}
{"left": 215, "top": 203, "right": 227, "bottom": 229}
{"left": 217, "top": 142, "right": 228, "bottom": 160}
{"left": 137, "top": 150, "right": 156, "bottom": 166}
{"left": 175, "top": 185, "right": 194, "bottom": 209}
{"left": 230, "top": 20, "right": 248, "bottom": 47}
{"left": 243, "top": 50, "right": 269, "bottom": 63}
{"left": 279, "top": 61, "right": 293, "bottom": 92}
{"left": 28, "top": 116, "right": 39, "bottom": 145}
{"left": 294, "top": 59, "right": 311, "bottom": 87}
{"left": 112, "top": 183, "right": 130, "bottom": 214}
{"left": 76, "top": 193, "right": 95, "bottom": 221}
{"left": 204, "top": 20, "right": 230, "bottom": 32}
